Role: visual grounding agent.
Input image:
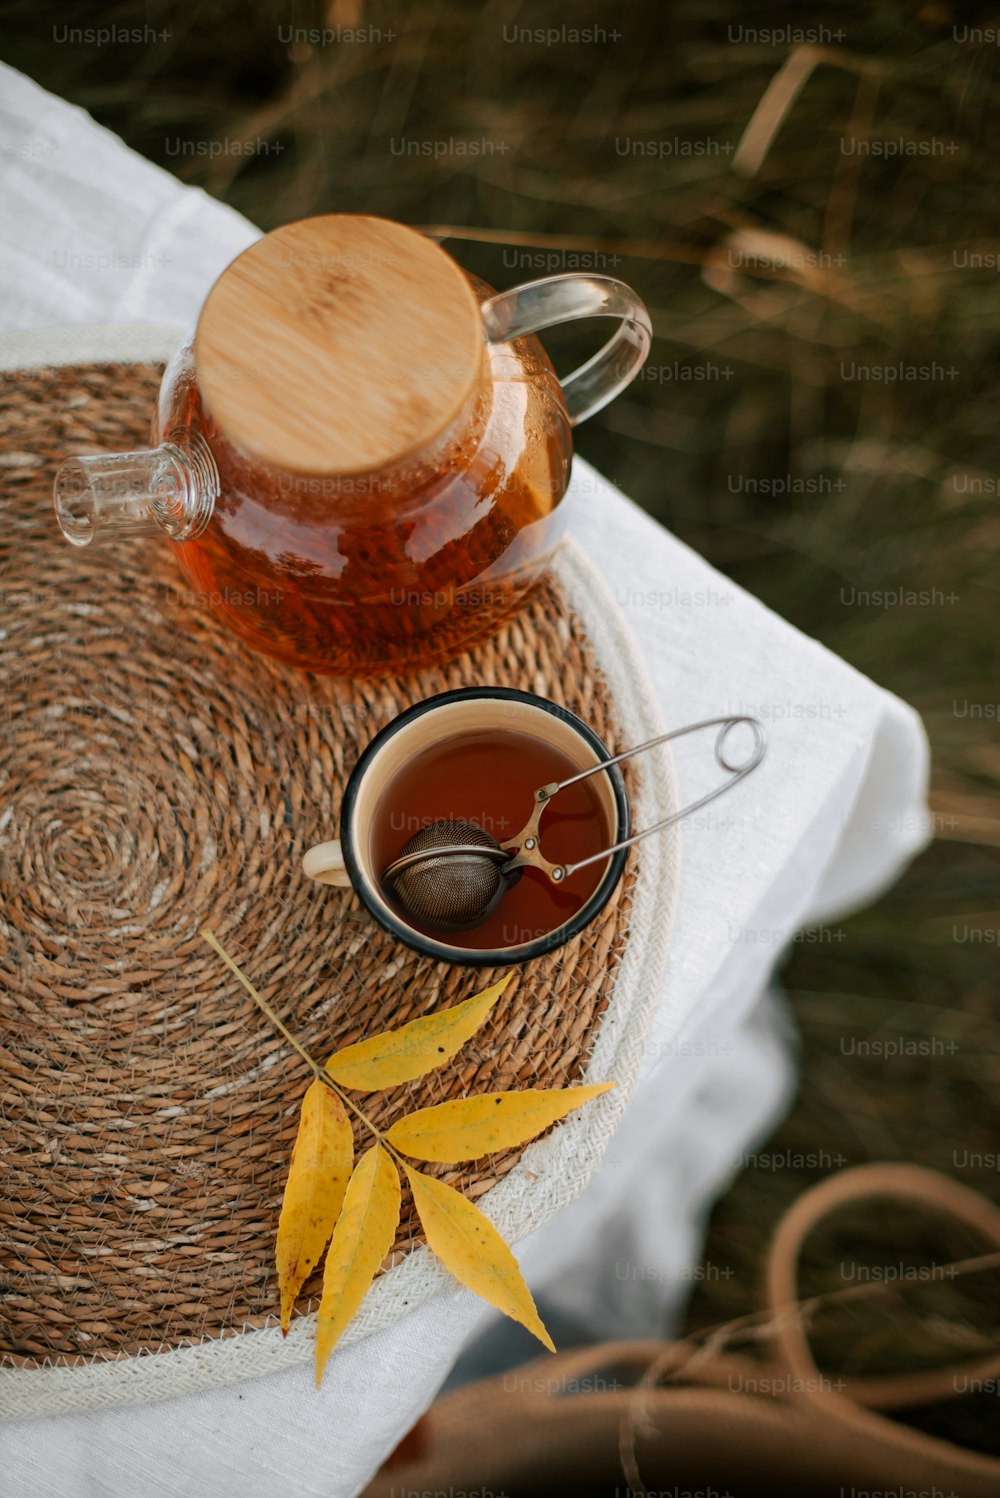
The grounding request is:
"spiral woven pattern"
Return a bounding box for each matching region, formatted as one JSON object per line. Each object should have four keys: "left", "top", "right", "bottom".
{"left": 0, "top": 362, "right": 637, "bottom": 1367}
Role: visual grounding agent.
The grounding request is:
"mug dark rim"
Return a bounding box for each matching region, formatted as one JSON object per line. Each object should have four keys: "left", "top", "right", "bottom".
{"left": 338, "top": 686, "right": 631, "bottom": 967}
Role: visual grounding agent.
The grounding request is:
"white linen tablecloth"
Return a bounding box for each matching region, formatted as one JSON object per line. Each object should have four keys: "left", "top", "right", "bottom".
{"left": 0, "top": 61, "right": 932, "bottom": 1498}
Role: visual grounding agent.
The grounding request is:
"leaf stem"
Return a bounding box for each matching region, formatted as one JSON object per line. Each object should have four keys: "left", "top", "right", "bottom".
{"left": 200, "top": 928, "right": 399, "bottom": 1155}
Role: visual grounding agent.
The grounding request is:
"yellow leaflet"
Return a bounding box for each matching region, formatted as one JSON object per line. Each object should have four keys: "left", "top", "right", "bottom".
{"left": 386, "top": 1083, "right": 614, "bottom": 1163}
{"left": 315, "top": 1144, "right": 400, "bottom": 1387}
{"left": 276, "top": 1079, "right": 354, "bottom": 1335}
{"left": 324, "top": 973, "right": 513, "bottom": 1092}
{"left": 405, "top": 1164, "right": 554, "bottom": 1352}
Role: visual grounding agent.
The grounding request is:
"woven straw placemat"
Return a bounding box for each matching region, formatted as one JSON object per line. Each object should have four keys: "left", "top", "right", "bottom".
{"left": 0, "top": 359, "right": 648, "bottom": 1373}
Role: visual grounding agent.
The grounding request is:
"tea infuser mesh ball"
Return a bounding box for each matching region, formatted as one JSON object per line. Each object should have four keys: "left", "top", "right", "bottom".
{"left": 381, "top": 715, "right": 768, "bottom": 932}
{"left": 385, "top": 819, "right": 513, "bottom": 930}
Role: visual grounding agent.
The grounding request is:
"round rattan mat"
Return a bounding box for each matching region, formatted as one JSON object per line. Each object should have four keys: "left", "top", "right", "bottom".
{"left": 0, "top": 361, "right": 638, "bottom": 1368}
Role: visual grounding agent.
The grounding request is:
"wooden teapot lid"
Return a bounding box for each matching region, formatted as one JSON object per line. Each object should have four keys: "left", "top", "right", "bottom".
{"left": 195, "top": 216, "right": 484, "bottom": 476}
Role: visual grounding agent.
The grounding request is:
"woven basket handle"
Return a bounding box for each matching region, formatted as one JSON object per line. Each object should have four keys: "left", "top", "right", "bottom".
{"left": 768, "top": 1162, "right": 1000, "bottom": 1406}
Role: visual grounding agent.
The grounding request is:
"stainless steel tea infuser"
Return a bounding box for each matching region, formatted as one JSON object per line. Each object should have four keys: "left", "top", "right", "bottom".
{"left": 383, "top": 714, "right": 766, "bottom": 930}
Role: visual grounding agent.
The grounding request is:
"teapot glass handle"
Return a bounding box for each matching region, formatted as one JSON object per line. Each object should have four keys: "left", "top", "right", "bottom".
{"left": 480, "top": 275, "right": 652, "bottom": 426}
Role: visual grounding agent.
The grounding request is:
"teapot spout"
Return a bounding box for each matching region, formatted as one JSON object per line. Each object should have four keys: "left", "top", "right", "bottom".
{"left": 53, "top": 429, "right": 218, "bottom": 548}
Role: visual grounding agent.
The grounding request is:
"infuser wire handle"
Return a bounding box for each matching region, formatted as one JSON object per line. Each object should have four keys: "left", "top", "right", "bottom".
{"left": 380, "top": 715, "right": 768, "bottom": 914}
{"left": 527, "top": 715, "right": 766, "bottom": 880}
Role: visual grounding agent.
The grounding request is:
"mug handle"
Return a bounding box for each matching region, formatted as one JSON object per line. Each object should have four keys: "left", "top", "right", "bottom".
{"left": 302, "top": 839, "right": 352, "bottom": 888}
{"left": 480, "top": 274, "right": 652, "bottom": 426}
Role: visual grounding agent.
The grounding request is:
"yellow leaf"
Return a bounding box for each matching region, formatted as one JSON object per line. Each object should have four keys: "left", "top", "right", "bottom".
{"left": 386, "top": 1083, "right": 614, "bottom": 1163}
{"left": 404, "top": 1164, "right": 554, "bottom": 1352}
{"left": 324, "top": 973, "right": 514, "bottom": 1092}
{"left": 276, "top": 1079, "right": 354, "bottom": 1334}
{"left": 315, "top": 1144, "right": 400, "bottom": 1387}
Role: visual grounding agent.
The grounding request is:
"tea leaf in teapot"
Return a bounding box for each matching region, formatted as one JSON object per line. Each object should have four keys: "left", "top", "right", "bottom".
{"left": 403, "top": 1163, "right": 554, "bottom": 1353}
{"left": 315, "top": 1144, "right": 401, "bottom": 1388}
{"left": 324, "top": 973, "right": 513, "bottom": 1092}
{"left": 276, "top": 1079, "right": 354, "bottom": 1336}
{"left": 386, "top": 1084, "right": 614, "bottom": 1163}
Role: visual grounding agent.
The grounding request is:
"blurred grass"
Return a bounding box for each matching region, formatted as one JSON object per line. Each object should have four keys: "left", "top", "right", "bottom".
{"left": 5, "top": 0, "right": 999, "bottom": 1449}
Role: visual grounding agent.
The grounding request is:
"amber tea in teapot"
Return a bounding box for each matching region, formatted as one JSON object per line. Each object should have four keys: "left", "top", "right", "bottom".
{"left": 54, "top": 216, "right": 650, "bottom": 674}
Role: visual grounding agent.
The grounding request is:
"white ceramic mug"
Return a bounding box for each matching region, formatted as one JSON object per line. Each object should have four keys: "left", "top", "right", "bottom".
{"left": 301, "top": 687, "right": 630, "bottom": 968}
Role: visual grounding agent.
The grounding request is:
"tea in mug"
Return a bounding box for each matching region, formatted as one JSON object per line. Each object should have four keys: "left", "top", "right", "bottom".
{"left": 369, "top": 727, "right": 612, "bottom": 950}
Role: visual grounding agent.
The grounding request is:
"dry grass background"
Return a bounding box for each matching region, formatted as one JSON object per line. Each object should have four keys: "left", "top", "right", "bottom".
{"left": 4, "top": 0, "right": 999, "bottom": 1452}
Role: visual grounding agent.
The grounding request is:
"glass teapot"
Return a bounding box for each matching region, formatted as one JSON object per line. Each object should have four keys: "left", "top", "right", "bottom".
{"left": 53, "top": 216, "right": 650, "bottom": 674}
